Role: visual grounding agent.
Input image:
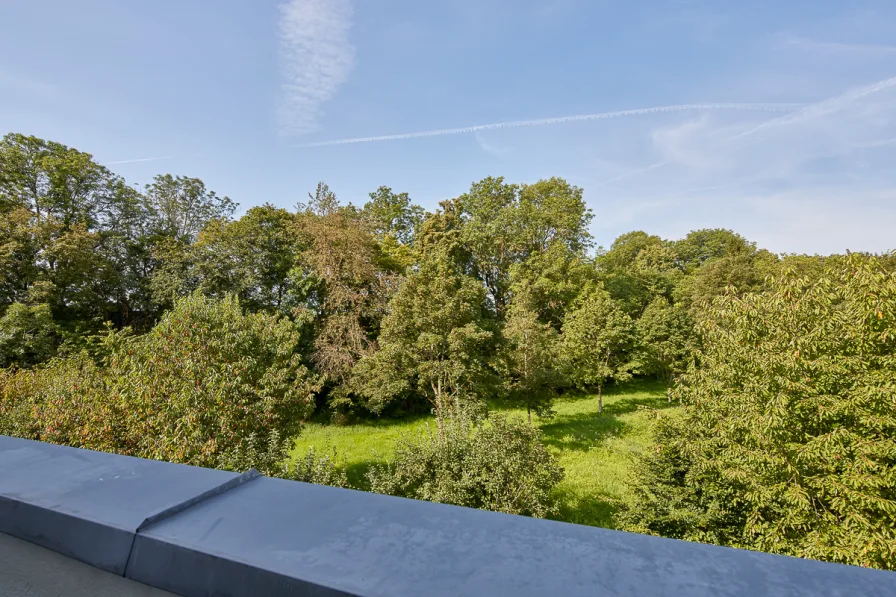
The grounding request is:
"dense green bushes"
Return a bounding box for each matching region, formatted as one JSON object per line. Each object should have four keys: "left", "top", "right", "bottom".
{"left": 368, "top": 415, "right": 564, "bottom": 517}
{"left": 624, "top": 254, "right": 896, "bottom": 569}
{"left": 0, "top": 293, "right": 320, "bottom": 472}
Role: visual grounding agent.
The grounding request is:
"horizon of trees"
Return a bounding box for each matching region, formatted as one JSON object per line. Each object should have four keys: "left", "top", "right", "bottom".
{"left": 1, "top": 132, "right": 894, "bottom": 569}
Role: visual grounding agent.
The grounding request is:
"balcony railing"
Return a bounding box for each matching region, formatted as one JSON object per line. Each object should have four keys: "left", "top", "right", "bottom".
{"left": 2, "top": 434, "right": 894, "bottom": 596}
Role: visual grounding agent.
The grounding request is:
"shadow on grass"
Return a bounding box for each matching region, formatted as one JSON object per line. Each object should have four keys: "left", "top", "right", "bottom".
{"left": 550, "top": 488, "right": 623, "bottom": 529}
{"left": 538, "top": 389, "right": 675, "bottom": 452}
{"left": 344, "top": 460, "right": 379, "bottom": 491}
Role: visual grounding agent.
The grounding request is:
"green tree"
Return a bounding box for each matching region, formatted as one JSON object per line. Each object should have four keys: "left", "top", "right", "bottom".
{"left": 191, "top": 205, "right": 300, "bottom": 313}
{"left": 635, "top": 297, "right": 695, "bottom": 400}
{"left": 625, "top": 254, "right": 896, "bottom": 569}
{"left": 101, "top": 293, "right": 320, "bottom": 470}
{"left": 454, "top": 176, "right": 592, "bottom": 319}
{"left": 498, "top": 298, "right": 563, "bottom": 422}
{"left": 143, "top": 174, "right": 236, "bottom": 242}
{"left": 362, "top": 186, "right": 424, "bottom": 246}
{"left": 598, "top": 231, "right": 680, "bottom": 317}
{"left": 674, "top": 249, "right": 779, "bottom": 314}
{"left": 560, "top": 286, "right": 634, "bottom": 413}
{"left": 673, "top": 228, "right": 755, "bottom": 273}
{"left": 353, "top": 252, "right": 494, "bottom": 428}
{"left": 508, "top": 241, "right": 597, "bottom": 330}
{"left": 0, "top": 302, "right": 58, "bottom": 367}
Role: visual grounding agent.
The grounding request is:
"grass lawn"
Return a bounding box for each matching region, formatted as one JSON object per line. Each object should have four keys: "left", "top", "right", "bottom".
{"left": 289, "top": 380, "right": 676, "bottom": 529}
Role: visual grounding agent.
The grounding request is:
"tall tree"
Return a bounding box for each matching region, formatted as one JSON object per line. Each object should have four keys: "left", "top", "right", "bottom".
{"left": 143, "top": 174, "right": 236, "bottom": 243}
{"left": 191, "top": 205, "right": 300, "bottom": 313}
{"left": 635, "top": 297, "right": 695, "bottom": 400}
{"left": 498, "top": 298, "right": 563, "bottom": 423}
{"left": 625, "top": 254, "right": 896, "bottom": 569}
{"left": 560, "top": 286, "right": 634, "bottom": 414}
{"left": 353, "top": 252, "right": 494, "bottom": 429}
{"left": 294, "top": 186, "right": 392, "bottom": 393}
{"left": 673, "top": 228, "right": 755, "bottom": 273}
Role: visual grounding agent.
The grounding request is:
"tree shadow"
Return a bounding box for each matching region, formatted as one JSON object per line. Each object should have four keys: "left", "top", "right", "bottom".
{"left": 539, "top": 411, "right": 627, "bottom": 451}
{"left": 538, "top": 391, "right": 673, "bottom": 452}
{"left": 550, "top": 488, "right": 623, "bottom": 529}
{"left": 344, "top": 460, "right": 380, "bottom": 491}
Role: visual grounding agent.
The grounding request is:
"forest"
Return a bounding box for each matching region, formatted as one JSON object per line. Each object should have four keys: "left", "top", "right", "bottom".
{"left": 0, "top": 132, "right": 894, "bottom": 570}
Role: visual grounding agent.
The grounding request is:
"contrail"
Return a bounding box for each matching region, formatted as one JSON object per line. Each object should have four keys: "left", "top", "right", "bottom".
{"left": 295, "top": 103, "right": 801, "bottom": 148}
{"left": 103, "top": 155, "right": 177, "bottom": 165}
{"left": 730, "top": 75, "right": 896, "bottom": 140}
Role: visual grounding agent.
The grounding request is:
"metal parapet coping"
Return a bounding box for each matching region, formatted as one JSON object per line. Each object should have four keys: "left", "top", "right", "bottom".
{"left": 3, "top": 434, "right": 896, "bottom": 597}
{"left": 122, "top": 468, "right": 262, "bottom": 578}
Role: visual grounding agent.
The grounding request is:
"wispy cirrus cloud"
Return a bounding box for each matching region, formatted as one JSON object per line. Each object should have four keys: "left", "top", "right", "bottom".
{"left": 277, "top": 0, "right": 356, "bottom": 136}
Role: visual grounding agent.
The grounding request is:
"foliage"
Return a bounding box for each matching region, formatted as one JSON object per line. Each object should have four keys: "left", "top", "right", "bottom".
{"left": 0, "top": 302, "right": 58, "bottom": 367}
{"left": 294, "top": 191, "right": 392, "bottom": 388}
{"left": 624, "top": 254, "right": 896, "bottom": 569}
{"left": 497, "top": 298, "right": 564, "bottom": 422}
{"left": 367, "top": 415, "right": 564, "bottom": 517}
{"left": 287, "top": 446, "right": 350, "bottom": 488}
{"left": 353, "top": 252, "right": 495, "bottom": 425}
{"left": 560, "top": 286, "right": 635, "bottom": 412}
{"left": 0, "top": 293, "right": 320, "bottom": 472}
{"left": 635, "top": 297, "right": 696, "bottom": 398}
{"left": 454, "top": 176, "right": 592, "bottom": 319}
{"left": 143, "top": 174, "right": 236, "bottom": 242}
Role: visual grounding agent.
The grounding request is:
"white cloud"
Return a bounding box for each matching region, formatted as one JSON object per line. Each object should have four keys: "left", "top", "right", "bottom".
{"left": 277, "top": 0, "right": 355, "bottom": 135}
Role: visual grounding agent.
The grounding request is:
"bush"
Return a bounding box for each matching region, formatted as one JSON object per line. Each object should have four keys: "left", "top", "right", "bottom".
{"left": 286, "top": 446, "right": 350, "bottom": 488}
{"left": 367, "top": 415, "right": 563, "bottom": 517}
{"left": 0, "top": 293, "right": 321, "bottom": 472}
{"left": 623, "top": 254, "right": 896, "bottom": 569}
{"left": 0, "top": 302, "right": 58, "bottom": 367}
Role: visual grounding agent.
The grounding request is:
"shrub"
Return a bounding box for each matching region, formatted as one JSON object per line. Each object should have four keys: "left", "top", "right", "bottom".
{"left": 287, "top": 446, "right": 350, "bottom": 488}
{"left": 623, "top": 254, "right": 896, "bottom": 569}
{"left": 0, "top": 293, "right": 321, "bottom": 472}
{"left": 367, "top": 415, "right": 563, "bottom": 517}
{"left": 0, "top": 302, "right": 58, "bottom": 367}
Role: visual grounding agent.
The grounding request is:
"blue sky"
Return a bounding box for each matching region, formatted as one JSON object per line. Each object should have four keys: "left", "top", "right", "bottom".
{"left": 2, "top": 0, "right": 895, "bottom": 254}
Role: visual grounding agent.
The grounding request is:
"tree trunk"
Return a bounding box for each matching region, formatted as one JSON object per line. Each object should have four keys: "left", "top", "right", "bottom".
{"left": 666, "top": 374, "right": 672, "bottom": 403}
{"left": 527, "top": 405, "right": 531, "bottom": 425}
{"left": 598, "top": 384, "right": 603, "bottom": 415}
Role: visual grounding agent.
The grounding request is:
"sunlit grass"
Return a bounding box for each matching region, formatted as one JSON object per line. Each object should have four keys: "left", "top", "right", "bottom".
{"left": 289, "top": 380, "right": 674, "bottom": 528}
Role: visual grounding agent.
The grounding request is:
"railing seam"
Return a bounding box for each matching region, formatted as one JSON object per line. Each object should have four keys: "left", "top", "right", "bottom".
{"left": 122, "top": 468, "right": 262, "bottom": 578}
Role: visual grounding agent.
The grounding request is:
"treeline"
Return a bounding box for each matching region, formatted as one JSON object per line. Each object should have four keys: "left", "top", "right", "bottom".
{"left": 1, "top": 133, "right": 894, "bottom": 567}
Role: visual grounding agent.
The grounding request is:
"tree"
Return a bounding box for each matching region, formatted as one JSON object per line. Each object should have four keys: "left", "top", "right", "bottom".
{"left": 674, "top": 249, "right": 779, "bottom": 315}
{"left": 635, "top": 297, "right": 695, "bottom": 400}
{"left": 294, "top": 191, "right": 391, "bottom": 390}
{"left": 453, "top": 176, "right": 592, "bottom": 320}
{"left": 624, "top": 254, "right": 896, "bottom": 569}
{"left": 353, "top": 252, "right": 494, "bottom": 428}
{"left": 0, "top": 303, "right": 58, "bottom": 367}
{"left": 143, "top": 174, "right": 236, "bottom": 242}
{"left": 560, "top": 286, "right": 634, "bottom": 413}
{"left": 362, "top": 186, "right": 424, "bottom": 246}
{"left": 673, "top": 228, "right": 755, "bottom": 273}
{"left": 0, "top": 133, "right": 116, "bottom": 228}
{"left": 598, "top": 231, "right": 680, "bottom": 317}
{"left": 508, "top": 240, "right": 597, "bottom": 330}
{"left": 191, "top": 205, "right": 300, "bottom": 313}
{"left": 498, "top": 298, "right": 563, "bottom": 422}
